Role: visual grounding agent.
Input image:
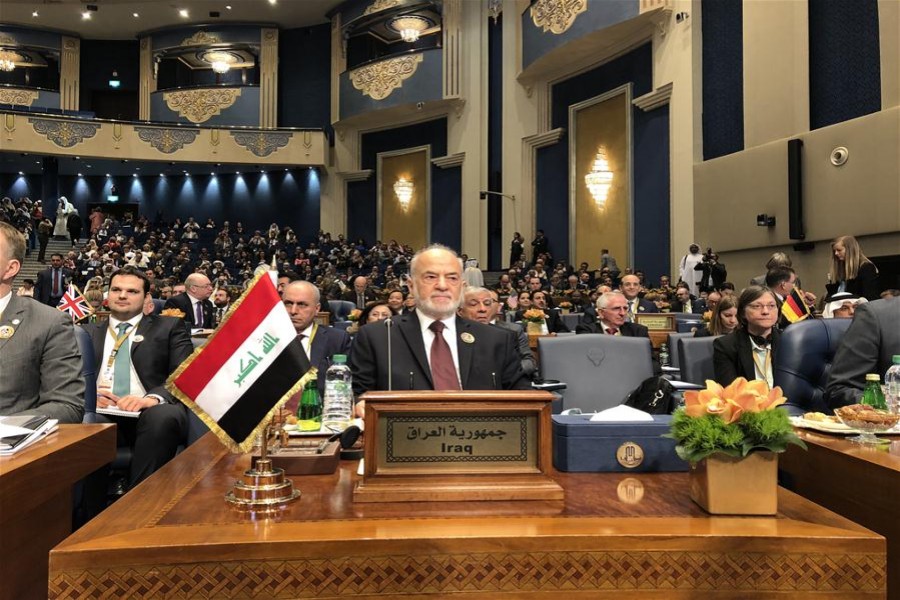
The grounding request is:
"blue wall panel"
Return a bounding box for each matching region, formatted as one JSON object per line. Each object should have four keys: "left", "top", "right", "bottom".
{"left": 150, "top": 87, "right": 260, "bottom": 126}
{"left": 347, "top": 179, "right": 376, "bottom": 243}
{"left": 701, "top": 0, "right": 744, "bottom": 160}
{"left": 632, "top": 104, "right": 670, "bottom": 281}
{"left": 431, "top": 165, "right": 461, "bottom": 250}
{"left": 539, "top": 43, "right": 665, "bottom": 276}
{"left": 0, "top": 170, "right": 321, "bottom": 244}
{"left": 340, "top": 49, "right": 442, "bottom": 120}
{"left": 279, "top": 24, "right": 332, "bottom": 129}
{"left": 522, "top": 1, "right": 639, "bottom": 69}
{"left": 0, "top": 25, "right": 61, "bottom": 50}
{"left": 808, "top": 0, "right": 881, "bottom": 130}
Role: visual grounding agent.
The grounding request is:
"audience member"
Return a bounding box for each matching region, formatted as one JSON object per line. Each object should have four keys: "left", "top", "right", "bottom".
{"left": 0, "top": 223, "right": 84, "bottom": 422}
{"left": 826, "top": 297, "right": 900, "bottom": 407}
{"left": 576, "top": 291, "right": 650, "bottom": 338}
{"left": 282, "top": 280, "right": 351, "bottom": 400}
{"left": 713, "top": 286, "right": 780, "bottom": 387}
{"left": 678, "top": 243, "right": 704, "bottom": 296}
{"left": 350, "top": 245, "right": 528, "bottom": 393}
{"left": 695, "top": 295, "right": 738, "bottom": 337}
{"left": 84, "top": 266, "right": 194, "bottom": 487}
{"left": 826, "top": 235, "right": 880, "bottom": 300}
{"left": 34, "top": 253, "right": 73, "bottom": 307}
{"left": 164, "top": 273, "right": 214, "bottom": 328}
{"left": 671, "top": 282, "right": 706, "bottom": 314}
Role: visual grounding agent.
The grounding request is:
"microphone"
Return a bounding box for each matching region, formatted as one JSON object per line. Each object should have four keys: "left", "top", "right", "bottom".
{"left": 409, "top": 371, "right": 415, "bottom": 389}
{"left": 384, "top": 318, "right": 393, "bottom": 391}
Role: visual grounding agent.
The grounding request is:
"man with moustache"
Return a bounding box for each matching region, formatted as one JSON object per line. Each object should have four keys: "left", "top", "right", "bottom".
{"left": 350, "top": 245, "right": 528, "bottom": 393}
{"left": 459, "top": 286, "right": 535, "bottom": 380}
{"left": 212, "top": 286, "right": 232, "bottom": 326}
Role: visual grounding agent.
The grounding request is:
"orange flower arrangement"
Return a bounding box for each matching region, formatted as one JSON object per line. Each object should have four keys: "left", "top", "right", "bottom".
{"left": 521, "top": 308, "right": 546, "bottom": 323}
{"left": 670, "top": 378, "right": 803, "bottom": 462}
{"left": 346, "top": 309, "right": 362, "bottom": 322}
{"left": 160, "top": 308, "right": 186, "bottom": 318}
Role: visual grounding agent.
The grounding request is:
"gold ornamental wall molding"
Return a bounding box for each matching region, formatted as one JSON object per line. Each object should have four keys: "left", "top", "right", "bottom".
{"left": 530, "top": 0, "right": 588, "bottom": 34}
{"left": 0, "top": 89, "right": 40, "bottom": 107}
{"left": 163, "top": 88, "right": 242, "bottom": 124}
{"left": 29, "top": 117, "right": 99, "bottom": 148}
{"left": 349, "top": 54, "right": 424, "bottom": 101}
{"left": 134, "top": 126, "right": 200, "bottom": 154}
{"left": 363, "top": 0, "right": 401, "bottom": 16}
{"left": 181, "top": 31, "right": 221, "bottom": 47}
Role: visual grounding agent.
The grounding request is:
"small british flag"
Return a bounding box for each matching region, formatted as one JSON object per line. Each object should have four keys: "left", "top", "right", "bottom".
{"left": 57, "top": 284, "right": 94, "bottom": 322}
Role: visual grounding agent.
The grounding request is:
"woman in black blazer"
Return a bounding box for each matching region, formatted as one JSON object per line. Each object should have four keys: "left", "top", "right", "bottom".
{"left": 713, "top": 286, "right": 780, "bottom": 387}
{"left": 826, "top": 235, "right": 880, "bottom": 300}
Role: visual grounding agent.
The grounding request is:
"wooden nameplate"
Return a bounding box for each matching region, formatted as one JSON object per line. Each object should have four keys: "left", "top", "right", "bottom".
{"left": 353, "top": 390, "right": 563, "bottom": 503}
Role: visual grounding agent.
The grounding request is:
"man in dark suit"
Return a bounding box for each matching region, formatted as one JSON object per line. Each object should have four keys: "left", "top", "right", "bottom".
{"left": 163, "top": 272, "right": 214, "bottom": 328}
{"left": 282, "top": 280, "right": 351, "bottom": 404}
{"left": 459, "top": 287, "right": 536, "bottom": 380}
{"left": 342, "top": 275, "right": 376, "bottom": 309}
{"left": 85, "top": 266, "right": 194, "bottom": 487}
{"left": 531, "top": 290, "right": 570, "bottom": 334}
{"left": 350, "top": 245, "right": 529, "bottom": 393}
{"left": 620, "top": 274, "right": 656, "bottom": 322}
{"left": 0, "top": 223, "right": 84, "bottom": 422}
{"left": 531, "top": 230, "right": 549, "bottom": 262}
{"left": 826, "top": 297, "right": 900, "bottom": 408}
{"left": 576, "top": 291, "right": 650, "bottom": 338}
{"left": 34, "top": 253, "right": 73, "bottom": 306}
{"left": 670, "top": 283, "right": 707, "bottom": 315}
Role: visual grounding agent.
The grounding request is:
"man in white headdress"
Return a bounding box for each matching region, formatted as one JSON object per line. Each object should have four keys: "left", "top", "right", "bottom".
{"left": 678, "top": 243, "right": 704, "bottom": 297}
{"left": 53, "top": 196, "right": 73, "bottom": 238}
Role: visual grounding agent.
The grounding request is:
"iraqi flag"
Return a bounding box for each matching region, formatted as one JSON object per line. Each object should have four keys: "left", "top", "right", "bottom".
{"left": 166, "top": 271, "right": 314, "bottom": 453}
{"left": 781, "top": 287, "right": 812, "bottom": 324}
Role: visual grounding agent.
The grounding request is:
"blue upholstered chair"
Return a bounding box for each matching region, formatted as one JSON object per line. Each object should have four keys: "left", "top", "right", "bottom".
{"left": 678, "top": 337, "right": 720, "bottom": 386}
{"left": 774, "top": 319, "right": 852, "bottom": 415}
{"left": 328, "top": 300, "right": 356, "bottom": 320}
{"left": 667, "top": 332, "right": 694, "bottom": 370}
{"left": 74, "top": 325, "right": 98, "bottom": 421}
{"left": 538, "top": 334, "right": 654, "bottom": 413}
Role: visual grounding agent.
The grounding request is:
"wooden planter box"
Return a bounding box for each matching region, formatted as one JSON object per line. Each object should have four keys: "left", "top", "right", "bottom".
{"left": 689, "top": 451, "right": 778, "bottom": 515}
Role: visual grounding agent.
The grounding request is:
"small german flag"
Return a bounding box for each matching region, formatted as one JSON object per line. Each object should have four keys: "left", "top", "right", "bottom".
{"left": 781, "top": 288, "right": 812, "bottom": 324}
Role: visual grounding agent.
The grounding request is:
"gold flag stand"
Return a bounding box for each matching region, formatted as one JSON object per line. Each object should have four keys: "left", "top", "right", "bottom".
{"left": 225, "top": 410, "right": 301, "bottom": 508}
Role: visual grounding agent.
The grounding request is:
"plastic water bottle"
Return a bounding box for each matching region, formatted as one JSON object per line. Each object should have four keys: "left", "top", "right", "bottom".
{"left": 322, "top": 354, "right": 353, "bottom": 432}
{"left": 659, "top": 343, "right": 670, "bottom": 367}
{"left": 884, "top": 355, "right": 900, "bottom": 414}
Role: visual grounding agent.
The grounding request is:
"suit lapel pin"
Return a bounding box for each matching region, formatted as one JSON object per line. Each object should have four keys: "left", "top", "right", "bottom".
{"left": 132, "top": 335, "right": 144, "bottom": 343}
{"left": 12, "top": 319, "right": 21, "bottom": 325}
{"left": 0, "top": 325, "right": 15, "bottom": 339}
{"left": 460, "top": 332, "right": 475, "bottom": 344}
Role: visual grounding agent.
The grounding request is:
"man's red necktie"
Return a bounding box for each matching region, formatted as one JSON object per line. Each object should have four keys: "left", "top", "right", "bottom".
{"left": 429, "top": 321, "right": 460, "bottom": 390}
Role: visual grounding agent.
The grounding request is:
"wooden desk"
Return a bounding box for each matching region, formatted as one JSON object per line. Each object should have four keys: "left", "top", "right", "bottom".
{"left": 780, "top": 430, "right": 900, "bottom": 599}
{"left": 0, "top": 424, "right": 116, "bottom": 600}
{"left": 49, "top": 433, "right": 886, "bottom": 599}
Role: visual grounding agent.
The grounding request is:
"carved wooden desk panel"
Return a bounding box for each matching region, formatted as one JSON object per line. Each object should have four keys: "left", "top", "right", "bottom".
{"left": 0, "top": 424, "right": 116, "bottom": 600}
{"left": 49, "top": 433, "right": 886, "bottom": 599}
{"left": 781, "top": 430, "right": 900, "bottom": 599}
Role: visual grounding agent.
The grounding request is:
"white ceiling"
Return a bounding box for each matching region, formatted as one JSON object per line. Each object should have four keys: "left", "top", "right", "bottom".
{"left": 0, "top": 0, "right": 343, "bottom": 40}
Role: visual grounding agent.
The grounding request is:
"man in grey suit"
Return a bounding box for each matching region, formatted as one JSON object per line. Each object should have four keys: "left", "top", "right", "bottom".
{"left": 0, "top": 222, "right": 84, "bottom": 422}
{"left": 459, "top": 286, "right": 536, "bottom": 380}
{"left": 826, "top": 297, "right": 900, "bottom": 408}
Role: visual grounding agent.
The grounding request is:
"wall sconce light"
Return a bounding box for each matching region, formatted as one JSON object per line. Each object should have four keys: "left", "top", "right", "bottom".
{"left": 394, "top": 177, "right": 414, "bottom": 212}
{"left": 584, "top": 146, "right": 614, "bottom": 210}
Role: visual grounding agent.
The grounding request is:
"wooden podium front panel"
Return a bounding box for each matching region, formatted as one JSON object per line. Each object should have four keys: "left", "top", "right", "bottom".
{"left": 48, "top": 433, "right": 886, "bottom": 599}
{"left": 0, "top": 424, "right": 116, "bottom": 600}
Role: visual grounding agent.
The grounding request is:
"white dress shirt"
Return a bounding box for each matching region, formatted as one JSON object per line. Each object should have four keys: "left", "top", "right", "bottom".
{"left": 101, "top": 314, "right": 148, "bottom": 397}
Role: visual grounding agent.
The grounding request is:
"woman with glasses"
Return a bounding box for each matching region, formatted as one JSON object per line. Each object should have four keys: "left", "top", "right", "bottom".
{"left": 713, "top": 286, "right": 780, "bottom": 387}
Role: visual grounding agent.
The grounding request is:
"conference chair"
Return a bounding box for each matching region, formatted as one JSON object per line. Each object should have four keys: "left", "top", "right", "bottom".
{"left": 774, "top": 318, "right": 852, "bottom": 415}
{"left": 75, "top": 325, "right": 98, "bottom": 422}
{"left": 328, "top": 300, "right": 356, "bottom": 321}
{"left": 678, "top": 337, "right": 720, "bottom": 386}
{"left": 538, "top": 334, "right": 654, "bottom": 413}
{"left": 667, "top": 332, "right": 694, "bottom": 370}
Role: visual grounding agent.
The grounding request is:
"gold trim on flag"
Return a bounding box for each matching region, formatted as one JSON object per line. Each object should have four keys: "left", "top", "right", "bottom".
{"left": 165, "top": 270, "right": 316, "bottom": 453}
